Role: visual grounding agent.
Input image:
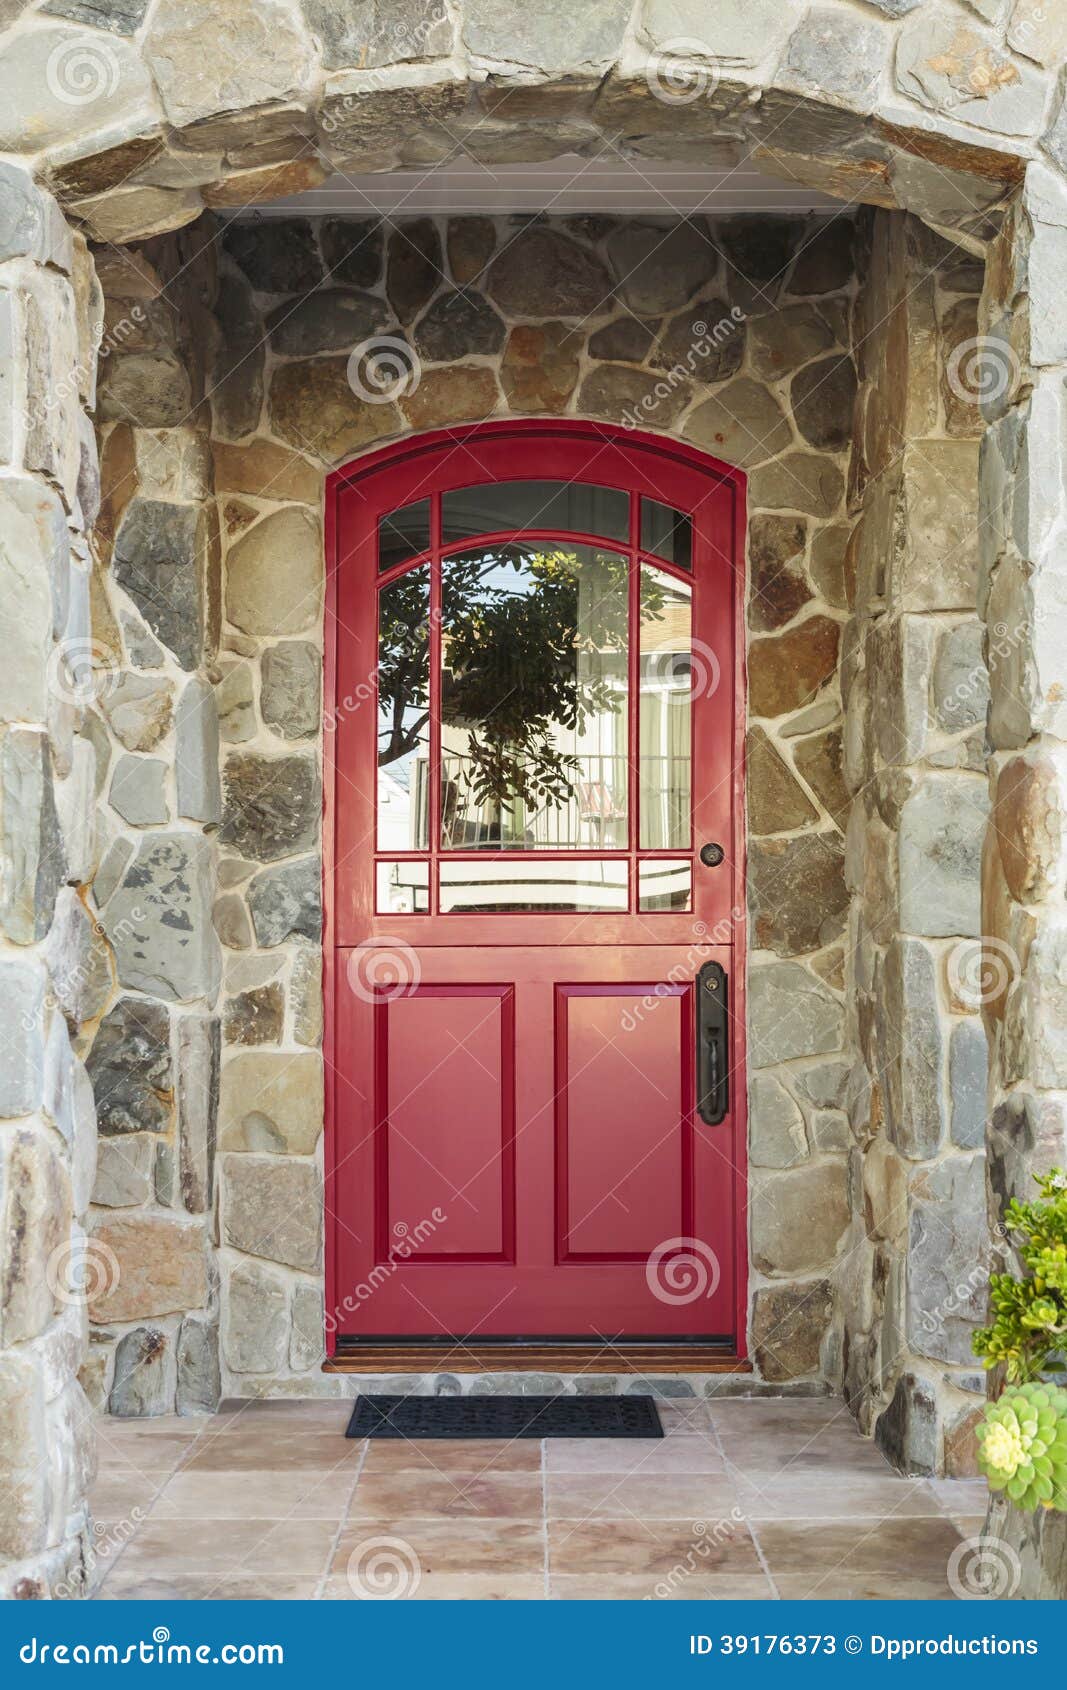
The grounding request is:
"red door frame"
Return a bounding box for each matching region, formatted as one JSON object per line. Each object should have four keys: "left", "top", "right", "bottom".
{"left": 322, "top": 420, "right": 748, "bottom": 1362}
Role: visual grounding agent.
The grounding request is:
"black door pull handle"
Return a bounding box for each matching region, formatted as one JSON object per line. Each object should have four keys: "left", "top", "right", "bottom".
{"left": 700, "top": 842, "right": 725, "bottom": 867}
{"left": 696, "top": 961, "right": 728, "bottom": 1125}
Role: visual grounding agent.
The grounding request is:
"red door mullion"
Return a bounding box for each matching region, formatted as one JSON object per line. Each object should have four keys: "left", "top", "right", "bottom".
{"left": 627, "top": 489, "right": 640, "bottom": 914}
{"left": 428, "top": 491, "right": 442, "bottom": 915}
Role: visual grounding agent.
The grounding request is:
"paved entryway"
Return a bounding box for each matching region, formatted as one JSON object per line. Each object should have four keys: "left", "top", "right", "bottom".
{"left": 90, "top": 1396, "right": 985, "bottom": 1600}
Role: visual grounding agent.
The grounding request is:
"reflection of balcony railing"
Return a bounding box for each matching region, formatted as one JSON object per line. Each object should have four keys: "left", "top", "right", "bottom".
{"left": 411, "top": 754, "right": 689, "bottom": 849}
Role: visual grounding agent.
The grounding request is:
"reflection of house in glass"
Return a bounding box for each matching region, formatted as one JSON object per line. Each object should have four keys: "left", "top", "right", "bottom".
{"left": 376, "top": 529, "right": 694, "bottom": 913}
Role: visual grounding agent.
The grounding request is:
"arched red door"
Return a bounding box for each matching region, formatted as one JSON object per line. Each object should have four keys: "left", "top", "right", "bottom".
{"left": 324, "top": 422, "right": 746, "bottom": 1358}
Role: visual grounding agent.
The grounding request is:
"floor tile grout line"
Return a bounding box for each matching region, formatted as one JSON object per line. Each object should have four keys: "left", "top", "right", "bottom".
{"left": 315, "top": 1435, "right": 369, "bottom": 1601}
{"left": 541, "top": 1438, "right": 550, "bottom": 1601}
{"left": 94, "top": 1415, "right": 213, "bottom": 1594}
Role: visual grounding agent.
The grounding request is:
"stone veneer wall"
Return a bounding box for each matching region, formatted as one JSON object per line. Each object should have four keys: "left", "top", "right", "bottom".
{"left": 838, "top": 208, "right": 992, "bottom": 1477}
{"left": 0, "top": 162, "right": 102, "bottom": 1597}
{"left": 87, "top": 208, "right": 862, "bottom": 1400}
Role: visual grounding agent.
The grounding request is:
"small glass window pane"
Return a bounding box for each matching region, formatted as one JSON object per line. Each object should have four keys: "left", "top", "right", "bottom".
{"left": 639, "top": 564, "right": 692, "bottom": 851}
{"left": 638, "top": 860, "right": 691, "bottom": 911}
{"left": 442, "top": 481, "right": 629, "bottom": 546}
{"left": 440, "top": 543, "right": 629, "bottom": 850}
{"left": 440, "top": 859, "right": 627, "bottom": 913}
{"left": 376, "top": 860, "right": 429, "bottom": 914}
{"left": 641, "top": 497, "right": 692, "bottom": 570}
{"left": 378, "top": 498, "right": 431, "bottom": 572}
{"left": 377, "top": 565, "right": 430, "bottom": 850}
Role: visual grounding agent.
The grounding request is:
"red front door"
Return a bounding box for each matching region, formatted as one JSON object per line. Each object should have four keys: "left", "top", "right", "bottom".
{"left": 325, "top": 423, "right": 746, "bottom": 1350}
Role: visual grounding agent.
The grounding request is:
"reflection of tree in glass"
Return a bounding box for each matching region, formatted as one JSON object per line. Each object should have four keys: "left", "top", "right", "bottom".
{"left": 377, "top": 547, "right": 664, "bottom": 813}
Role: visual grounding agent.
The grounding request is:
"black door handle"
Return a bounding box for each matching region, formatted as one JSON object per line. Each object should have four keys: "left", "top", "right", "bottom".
{"left": 700, "top": 842, "right": 725, "bottom": 867}
{"left": 696, "top": 961, "right": 728, "bottom": 1125}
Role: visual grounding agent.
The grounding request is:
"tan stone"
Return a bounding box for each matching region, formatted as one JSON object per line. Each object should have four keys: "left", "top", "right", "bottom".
{"left": 219, "top": 1050, "right": 323, "bottom": 1154}
{"left": 222, "top": 1155, "right": 321, "bottom": 1271}
{"left": 88, "top": 1217, "right": 207, "bottom": 1324}
{"left": 751, "top": 1162, "right": 849, "bottom": 1274}
{"left": 270, "top": 358, "right": 401, "bottom": 463}
{"left": 399, "top": 367, "right": 500, "bottom": 431}
{"left": 448, "top": 217, "right": 496, "bottom": 284}
{"left": 202, "top": 157, "right": 327, "bottom": 209}
{"left": 862, "top": 1139, "right": 908, "bottom": 1244}
{"left": 685, "top": 378, "right": 792, "bottom": 468}
{"left": 751, "top": 1280, "right": 832, "bottom": 1381}
{"left": 100, "top": 674, "right": 174, "bottom": 752}
{"left": 793, "top": 727, "right": 850, "bottom": 832}
{"left": 0, "top": 1128, "right": 69, "bottom": 1346}
{"left": 224, "top": 507, "right": 322, "bottom": 636}
{"left": 748, "top": 513, "right": 812, "bottom": 633}
{"left": 501, "top": 323, "right": 581, "bottom": 414}
{"left": 746, "top": 727, "right": 818, "bottom": 835}
{"left": 994, "top": 754, "right": 1064, "bottom": 905}
{"left": 212, "top": 438, "right": 320, "bottom": 505}
{"left": 748, "top": 616, "right": 841, "bottom": 719}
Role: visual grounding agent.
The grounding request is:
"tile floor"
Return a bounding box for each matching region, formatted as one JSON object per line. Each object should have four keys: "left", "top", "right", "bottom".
{"left": 90, "top": 1395, "right": 988, "bottom": 1600}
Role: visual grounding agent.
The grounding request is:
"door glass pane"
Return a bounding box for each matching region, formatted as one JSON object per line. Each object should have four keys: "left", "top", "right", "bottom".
{"left": 442, "top": 481, "right": 629, "bottom": 546}
{"left": 641, "top": 497, "right": 692, "bottom": 570}
{"left": 440, "top": 859, "right": 627, "bottom": 913}
{"left": 377, "top": 565, "right": 430, "bottom": 850}
{"left": 639, "top": 564, "right": 692, "bottom": 850}
{"left": 376, "top": 860, "right": 430, "bottom": 914}
{"left": 638, "top": 859, "right": 691, "bottom": 911}
{"left": 440, "top": 543, "right": 629, "bottom": 850}
{"left": 378, "top": 497, "right": 431, "bottom": 572}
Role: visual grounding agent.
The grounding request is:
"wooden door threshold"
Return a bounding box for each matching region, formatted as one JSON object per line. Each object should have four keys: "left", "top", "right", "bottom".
{"left": 324, "top": 1345, "right": 750, "bottom": 1374}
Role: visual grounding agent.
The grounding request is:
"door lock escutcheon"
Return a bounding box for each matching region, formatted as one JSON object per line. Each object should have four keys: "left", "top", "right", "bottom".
{"left": 696, "top": 960, "right": 729, "bottom": 1126}
{"left": 699, "top": 841, "right": 725, "bottom": 868}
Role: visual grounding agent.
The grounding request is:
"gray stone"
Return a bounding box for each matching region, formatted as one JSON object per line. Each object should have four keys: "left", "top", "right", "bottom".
{"left": 109, "top": 754, "right": 168, "bottom": 825}
{"left": 177, "top": 1012, "right": 219, "bottom": 1214}
{"left": 103, "top": 832, "right": 221, "bottom": 1002}
{"left": 290, "top": 943, "right": 323, "bottom": 1046}
{"left": 749, "top": 1073, "right": 808, "bottom": 1168}
{"left": 749, "top": 962, "right": 844, "bottom": 1068}
{"left": 154, "top": 1140, "right": 176, "bottom": 1207}
{"left": 220, "top": 755, "right": 320, "bottom": 862}
{"left": 589, "top": 317, "right": 656, "bottom": 362}
{"left": 121, "top": 610, "right": 166, "bottom": 669}
{"left": 933, "top": 621, "right": 988, "bottom": 734}
{"left": 777, "top": 6, "right": 889, "bottom": 112}
{"left": 896, "top": 442, "right": 980, "bottom": 612}
{"left": 212, "top": 270, "right": 264, "bottom": 440}
{"left": 0, "top": 477, "right": 60, "bottom": 725}
{"left": 577, "top": 364, "right": 692, "bottom": 428}
{"left": 290, "top": 1282, "right": 323, "bottom": 1371}
{"left": 223, "top": 218, "right": 322, "bottom": 295}
{"left": 223, "top": 1154, "right": 321, "bottom": 1271}
{"left": 175, "top": 677, "right": 222, "bottom": 825}
{"left": 44, "top": 887, "right": 112, "bottom": 1024}
{"left": 266, "top": 287, "right": 389, "bottom": 357}
{"left": 92, "top": 1135, "right": 155, "bottom": 1207}
{"left": 898, "top": 776, "right": 988, "bottom": 938}
{"left": 247, "top": 855, "right": 322, "bottom": 946}
{"left": 0, "top": 961, "right": 45, "bottom": 1116}
{"left": 144, "top": 0, "right": 316, "bottom": 129}
{"left": 100, "top": 673, "right": 173, "bottom": 753}
{"left": 752, "top": 1280, "right": 833, "bottom": 1381}
{"left": 0, "top": 163, "right": 49, "bottom": 265}
{"left": 606, "top": 223, "right": 716, "bottom": 314}
{"left": 260, "top": 643, "right": 321, "bottom": 740}
{"left": 93, "top": 837, "right": 134, "bottom": 908}
{"left": 0, "top": 26, "right": 156, "bottom": 153}
{"left": 98, "top": 352, "right": 193, "bottom": 429}
{"left": 751, "top": 1162, "right": 850, "bottom": 1274}
{"left": 87, "top": 997, "right": 171, "bottom": 1137}
{"left": 794, "top": 1059, "right": 850, "bottom": 1111}
{"left": 748, "top": 453, "right": 844, "bottom": 518}
{"left": 217, "top": 662, "right": 256, "bottom": 744}
{"left": 213, "top": 892, "right": 253, "bottom": 950}
{"left": 882, "top": 936, "right": 946, "bottom": 1161}
{"left": 109, "top": 1327, "right": 174, "bottom": 1418}
{"left": 639, "top": 0, "right": 790, "bottom": 69}
{"left": 413, "top": 290, "right": 506, "bottom": 361}
{"left": 320, "top": 218, "right": 384, "bottom": 288}
{"left": 950, "top": 1017, "right": 988, "bottom": 1149}
{"left": 40, "top": 0, "right": 151, "bottom": 34}
{"left": 875, "top": 1372, "right": 938, "bottom": 1476}
{"left": 462, "top": 0, "right": 629, "bottom": 74}
{"left": 790, "top": 355, "right": 857, "bottom": 451}
{"left": 488, "top": 227, "right": 612, "bottom": 318}
{"left": 907, "top": 1154, "right": 989, "bottom": 1365}
{"left": 1, "top": 729, "right": 65, "bottom": 946}
{"left": 303, "top": 0, "right": 451, "bottom": 68}
{"left": 895, "top": 9, "right": 1047, "bottom": 136}
{"left": 749, "top": 303, "right": 834, "bottom": 379}
{"left": 113, "top": 500, "right": 205, "bottom": 671}
{"left": 176, "top": 1314, "right": 221, "bottom": 1415}
{"left": 686, "top": 379, "right": 792, "bottom": 468}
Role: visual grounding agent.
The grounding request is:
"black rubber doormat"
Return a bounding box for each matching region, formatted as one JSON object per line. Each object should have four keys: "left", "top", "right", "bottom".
{"left": 346, "top": 1393, "right": 663, "bottom": 1439}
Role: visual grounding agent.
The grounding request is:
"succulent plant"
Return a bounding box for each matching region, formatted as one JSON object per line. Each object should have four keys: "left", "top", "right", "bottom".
{"left": 976, "top": 1383, "right": 1067, "bottom": 1512}
{"left": 973, "top": 1168, "right": 1067, "bottom": 1384}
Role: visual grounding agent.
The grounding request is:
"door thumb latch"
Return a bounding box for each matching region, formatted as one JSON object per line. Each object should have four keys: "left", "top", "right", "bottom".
{"left": 696, "top": 961, "right": 728, "bottom": 1126}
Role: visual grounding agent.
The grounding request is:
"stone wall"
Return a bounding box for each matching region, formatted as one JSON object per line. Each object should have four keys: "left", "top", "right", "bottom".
{"left": 0, "top": 162, "right": 101, "bottom": 1598}
{"left": 838, "top": 208, "right": 992, "bottom": 1477}
{"left": 81, "top": 227, "right": 223, "bottom": 1418}
{"left": 86, "top": 207, "right": 861, "bottom": 1399}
